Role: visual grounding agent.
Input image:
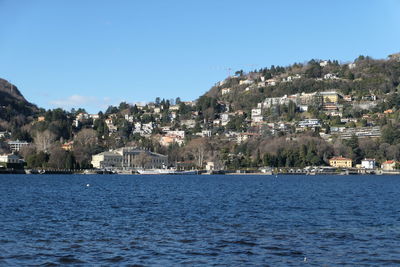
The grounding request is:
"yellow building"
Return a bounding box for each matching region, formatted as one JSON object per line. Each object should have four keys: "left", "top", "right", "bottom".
{"left": 321, "top": 91, "right": 339, "bottom": 104}
{"left": 329, "top": 156, "right": 352, "bottom": 168}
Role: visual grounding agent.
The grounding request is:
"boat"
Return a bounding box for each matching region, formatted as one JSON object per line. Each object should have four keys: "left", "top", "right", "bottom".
{"left": 137, "top": 169, "right": 176, "bottom": 175}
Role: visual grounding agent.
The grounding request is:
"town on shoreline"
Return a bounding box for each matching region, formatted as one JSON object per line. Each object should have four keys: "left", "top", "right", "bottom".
{"left": 2, "top": 54, "right": 400, "bottom": 174}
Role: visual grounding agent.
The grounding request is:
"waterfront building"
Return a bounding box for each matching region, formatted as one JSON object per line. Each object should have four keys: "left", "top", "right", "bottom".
{"left": 0, "top": 154, "right": 21, "bottom": 164}
{"left": 91, "top": 148, "right": 168, "bottom": 169}
{"left": 381, "top": 160, "right": 398, "bottom": 171}
{"left": 329, "top": 156, "right": 352, "bottom": 168}
{"left": 361, "top": 158, "right": 376, "bottom": 169}
{"left": 91, "top": 151, "right": 123, "bottom": 169}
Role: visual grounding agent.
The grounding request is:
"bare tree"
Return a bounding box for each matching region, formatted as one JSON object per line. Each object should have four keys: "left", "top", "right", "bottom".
{"left": 19, "top": 144, "right": 36, "bottom": 159}
{"left": 73, "top": 129, "right": 99, "bottom": 167}
{"left": 48, "top": 146, "right": 68, "bottom": 169}
{"left": 74, "top": 129, "right": 98, "bottom": 147}
{"left": 185, "top": 138, "right": 208, "bottom": 168}
{"left": 34, "top": 130, "right": 56, "bottom": 152}
{"left": 133, "top": 152, "right": 152, "bottom": 168}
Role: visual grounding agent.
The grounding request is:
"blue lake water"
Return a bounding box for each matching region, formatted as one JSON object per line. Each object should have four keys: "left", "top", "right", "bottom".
{"left": 0, "top": 174, "right": 400, "bottom": 266}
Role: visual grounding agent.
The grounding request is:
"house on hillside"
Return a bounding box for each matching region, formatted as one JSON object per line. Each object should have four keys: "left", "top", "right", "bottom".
{"left": 7, "top": 140, "right": 30, "bottom": 152}
{"left": 221, "top": 88, "right": 231, "bottom": 95}
{"left": 320, "top": 91, "right": 340, "bottom": 104}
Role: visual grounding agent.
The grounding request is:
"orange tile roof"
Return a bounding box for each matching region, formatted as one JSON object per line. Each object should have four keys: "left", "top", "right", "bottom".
{"left": 382, "top": 160, "right": 396, "bottom": 164}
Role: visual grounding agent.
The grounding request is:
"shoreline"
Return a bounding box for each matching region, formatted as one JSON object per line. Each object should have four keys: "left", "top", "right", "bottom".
{"left": 1, "top": 168, "right": 400, "bottom": 175}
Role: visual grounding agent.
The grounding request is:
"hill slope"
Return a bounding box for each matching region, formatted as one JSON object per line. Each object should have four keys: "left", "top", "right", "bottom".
{"left": 0, "top": 79, "right": 38, "bottom": 128}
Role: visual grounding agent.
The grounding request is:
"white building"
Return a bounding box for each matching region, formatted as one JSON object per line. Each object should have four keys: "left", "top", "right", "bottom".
{"left": 7, "top": 140, "right": 30, "bottom": 152}
{"left": 361, "top": 158, "right": 375, "bottom": 169}
{"left": 251, "top": 108, "right": 262, "bottom": 117}
{"left": 0, "top": 131, "right": 10, "bottom": 139}
{"left": 89, "top": 114, "right": 100, "bottom": 120}
{"left": 324, "top": 73, "right": 338, "bottom": 80}
{"left": 320, "top": 60, "right": 329, "bottom": 67}
{"left": 124, "top": 114, "right": 134, "bottom": 123}
{"left": 133, "top": 122, "right": 154, "bottom": 136}
{"left": 196, "top": 130, "right": 212, "bottom": 137}
{"left": 298, "top": 119, "right": 321, "bottom": 128}
{"left": 221, "top": 88, "right": 231, "bottom": 95}
{"left": 239, "top": 79, "right": 254, "bottom": 85}
{"left": 0, "top": 154, "right": 21, "bottom": 164}
{"left": 221, "top": 113, "right": 230, "bottom": 126}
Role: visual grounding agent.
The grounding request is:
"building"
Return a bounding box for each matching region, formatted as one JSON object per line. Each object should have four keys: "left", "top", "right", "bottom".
{"left": 61, "top": 141, "right": 74, "bottom": 151}
{"left": 206, "top": 162, "right": 215, "bottom": 171}
{"left": 0, "top": 131, "right": 10, "bottom": 139}
{"left": 7, "top": 140, "right": 30, "bottom": 152}
{"left": 221, "top": 113, "right": 230, "bottom": 126}
{"left": 329, "top": 156, "right": 352, "bottom": 168}
{"left": 181, "top": 119, "right": 196, "bottom": 128}
{"left": 298, "top": 119, "right": 321, "bottom": 128}
{"left": 91, "top": 151, "right": 123, "bottom": 168}
{"left": 37, "top": 116, "right": 45, "bottom": 122}
{"left": 91, "top": 148, "right": 168, "bottom": 169}
{"left": 381, "top": 160, "right": 398, "bottom": 171}
{"left": 361, "top": 158, "right": 376, "bottom": 169}
{"left": 115, "top": 147, "right": 168, "bottom": 169}
{"left": 0, "top": 154, "right": 21, "bottom": 164}
{"left": 160, "top": 130, "right": 185, "bottom": 146}
{"left": 0, "top": 154, "right": 23, "bottom": 168}
{"left": 221, "top": 88, "right": 231, "bottom": 95}
{"left": 320, "top": 91, "right": 339, "bottom": 104}
{"left": 330, "top": 126, "right": 381, "bottom": 140}
{"left": 236, "top": 132, "right": 261, "bottom": 144}
{"left": 251, "top": 108, "right": 262, "bottom": 117}
{"left": 196, "top": 130, "right": 212, "bottom": 137}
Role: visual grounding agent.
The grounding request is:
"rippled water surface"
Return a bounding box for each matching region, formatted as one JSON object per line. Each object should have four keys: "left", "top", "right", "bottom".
{"left": 1, "top": 174, "right": 400, "bottom": 266}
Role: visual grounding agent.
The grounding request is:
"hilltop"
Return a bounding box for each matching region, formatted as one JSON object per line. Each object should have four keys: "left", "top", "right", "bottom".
{"left": 0, "top": 79, "right": 38, "bottom": 130}
{"left": 202, "top": 55, "right": 400, "bottom": 113}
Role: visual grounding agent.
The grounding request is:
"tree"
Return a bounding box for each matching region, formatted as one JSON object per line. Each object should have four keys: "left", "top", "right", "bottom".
{"left": 73, "top": 129, "right": 99, "bottom": 168}
{"left": 48, "top": 146, "right": 69, "bottom": 169}
{"left": 34, "top": 130, "right": 56, "bottom": 152}
{"left": 133, "top": 152, "right": 152, "bottom": 168}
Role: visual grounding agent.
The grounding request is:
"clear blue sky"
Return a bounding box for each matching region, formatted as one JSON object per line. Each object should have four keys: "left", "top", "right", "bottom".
{"left": 0, "top": 0, "right": 399, "bottom": 113}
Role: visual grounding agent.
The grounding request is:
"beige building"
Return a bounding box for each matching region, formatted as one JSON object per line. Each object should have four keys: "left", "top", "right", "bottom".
{"left": 91, "top": 147, "right": 168, "bottom": 169}
{"left": 320, "top": 91, "right": 340, "bottom": 104}
{"left": 381, "top": 160, "right": 398, "bottom": 171}
{"left": 91, "top": 151, "right": 123, "bottom": 168}
{"left": 329, "top": 156, "right": 352, "bottom": 168}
